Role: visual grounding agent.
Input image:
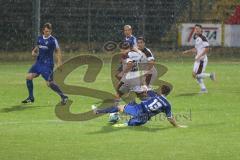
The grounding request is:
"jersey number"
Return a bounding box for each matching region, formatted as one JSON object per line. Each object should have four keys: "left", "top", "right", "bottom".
{"left": 148, "top": 99, "right": 162, "bottom": 111}
{"left": 131, "top": 60, "right": 138, "bottom": 71}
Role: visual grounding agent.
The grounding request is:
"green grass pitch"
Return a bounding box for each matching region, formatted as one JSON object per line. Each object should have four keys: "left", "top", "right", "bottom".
{"left": 0, "top": 59, "right": 239, "bottom": 160}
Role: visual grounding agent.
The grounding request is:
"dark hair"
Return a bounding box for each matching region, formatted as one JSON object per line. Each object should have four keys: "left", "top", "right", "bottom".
{"left": 161, "top": 85, "right": 171, "bottom": 96}
{"left": 119, "top": 42, "right": 130, "bottom": 50}
{"left": 42, "top": 22, "right": 52, "bottom": 30}
{"left": 137, "top": 36, "right": 145, "bottom": 42}
{"left": 195, "top": 24, "right": 202, "bottom": 29}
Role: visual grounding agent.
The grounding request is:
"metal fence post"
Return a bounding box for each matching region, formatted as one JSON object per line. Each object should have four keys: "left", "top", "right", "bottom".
{"left": 142, "top": 0, "right": 146, "bottom": 36}
{"left": 88, "top": 0, "right": 91, "bottom": 51}
{"left": 32, "top": 0, "right": 40, "bottom": 46}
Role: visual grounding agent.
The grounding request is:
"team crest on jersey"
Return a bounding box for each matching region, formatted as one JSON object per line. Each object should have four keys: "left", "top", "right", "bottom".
{"left": 44, "top": 40, "right": 49, "bottom": 45}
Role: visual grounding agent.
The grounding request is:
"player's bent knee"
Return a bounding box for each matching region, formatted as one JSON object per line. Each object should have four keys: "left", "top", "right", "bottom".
{"left": 26, "top": 74, "right": 34, "bottom": 80}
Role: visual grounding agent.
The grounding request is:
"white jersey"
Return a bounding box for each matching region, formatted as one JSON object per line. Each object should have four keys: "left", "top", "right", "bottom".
{"left": 139, "top": 47, "right": 157, "bottom": 80}
{"left": 194, "top": 34, "right": 209, "bottom": 61}
{"left": 121, "top": 51, "right": 145, "bottom": 91}
{"left": 140, "top": 47, "right": 155, "bottom": 63}
{"left": 123, "top": 51, "right": 145, "bottom": 72}
{"left": 120, "top": 50, "right": 157, "bottom": 93}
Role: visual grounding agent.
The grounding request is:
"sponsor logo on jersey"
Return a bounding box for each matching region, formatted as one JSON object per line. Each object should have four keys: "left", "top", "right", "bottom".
{"left": 39, "top": 45, "right": 48, "bottom": 49}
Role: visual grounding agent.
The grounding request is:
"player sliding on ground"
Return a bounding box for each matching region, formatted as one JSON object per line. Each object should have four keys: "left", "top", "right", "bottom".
{"left": 92, "top": 85, "right": 187, "bottom": 128}
{"left": 22, "top": 23, "right": 68, "bottom": 105}
{"left": 183, "top": 24, "right": 216, "bottom": 93}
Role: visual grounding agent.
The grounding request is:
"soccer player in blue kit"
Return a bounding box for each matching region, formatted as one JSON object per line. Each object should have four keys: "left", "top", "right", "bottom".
{"left": 92, "top": 85, "right": 187, "bottom": 128}
{"left": 22, "top": 23, "right": 68, "bottom": 105}
{"left": 115, "top": 25, "right": 138, "bottom": 81}
{"left": 123, "top": 25, "right": 137, "bottom": 49}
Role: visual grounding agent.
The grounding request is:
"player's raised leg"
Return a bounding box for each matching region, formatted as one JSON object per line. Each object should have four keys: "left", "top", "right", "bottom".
{"left": 92, "top": 104, "right": 121, "bottom": 114}
{"left": 193, "top": 60, "right": 208, "bottom": 93}
{"left": 197, "top": 72, "right": 216, "bottom": 81}
{"left": 41, "top": 65, "right": 68, "bottom": 105}
{"left": 195, "top": 59, "right": 215, "bottom": 80}
{"left": 193, "top": 59, "right": 215, "bottom": 93}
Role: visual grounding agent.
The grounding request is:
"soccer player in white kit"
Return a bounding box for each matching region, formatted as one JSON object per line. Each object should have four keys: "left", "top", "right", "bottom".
{"left": 137, "top": 37, "right": 157, "bottom": 88}
{"left": 183, "top": 24, "right": 215, "bottom": 93}
{"left": 116, "top": 42, "right": 145, "bottom": 98}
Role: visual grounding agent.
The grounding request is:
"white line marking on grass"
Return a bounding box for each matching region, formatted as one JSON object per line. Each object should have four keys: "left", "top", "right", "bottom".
{"left": 0, "top": 119, "right": 66, "bottom": 125}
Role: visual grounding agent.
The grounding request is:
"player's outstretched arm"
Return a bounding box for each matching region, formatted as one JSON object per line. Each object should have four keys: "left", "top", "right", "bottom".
{"left": 182, "top": 48, "right": 196, "bottom": 55}
{"left": 55, "top": 48, "right": 62, "bottom": 68}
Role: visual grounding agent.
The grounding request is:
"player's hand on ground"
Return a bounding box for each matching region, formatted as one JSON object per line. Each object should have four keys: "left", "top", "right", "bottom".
{"left": 113, "top": 123, "right": 128, "bottom": 128}
{"left": 177, "top": 125, "right": 188, "bottom": 128}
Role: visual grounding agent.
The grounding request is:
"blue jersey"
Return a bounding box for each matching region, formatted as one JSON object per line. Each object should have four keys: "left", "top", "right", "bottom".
{"left": 124, "top": 35, "right": 137, "bottom": 48}
{"left": 147, "top": 90, "right": 158, "bottom": 98}
{"left": 141, "top": 95, "right": 172, "bottom": 118}
{"left": 36, "top": 35, "right": 59, "bottom": 66}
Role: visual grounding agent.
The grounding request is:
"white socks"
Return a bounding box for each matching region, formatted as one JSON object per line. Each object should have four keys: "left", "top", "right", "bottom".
{"left": 197, "top": 78, "right": 206, "bottom": 90}
{"left": 196, "top": 73, "right": 210, "bottom": 79}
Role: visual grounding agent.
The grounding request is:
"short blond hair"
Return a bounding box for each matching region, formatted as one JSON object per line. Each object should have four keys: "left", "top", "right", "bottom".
{"left": 42, "top": 22, "right": 52, "bottom": 30}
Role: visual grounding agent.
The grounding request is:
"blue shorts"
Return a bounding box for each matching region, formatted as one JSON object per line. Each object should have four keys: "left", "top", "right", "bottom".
{"left": 28, "top": 63, "right": 54, "bottom": 81}
{"left": 124, "top": 103, "right": 149, "bottom": 126}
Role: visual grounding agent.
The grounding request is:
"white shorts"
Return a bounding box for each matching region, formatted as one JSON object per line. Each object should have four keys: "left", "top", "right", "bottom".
{"left": 193, "top": 58, "right": 208, "bottom": 74}
{"left": 121, "top": 71, "right": 144, "bottom": 87}
{"left": 119, "top": 67, "right": 158, "bottom": 93}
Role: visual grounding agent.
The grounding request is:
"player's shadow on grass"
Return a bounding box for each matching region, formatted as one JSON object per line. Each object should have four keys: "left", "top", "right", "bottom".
{"left": 175, "top": 92, "right": 199, "bottom": 97}
{"left": 87, "top": 124, "right": 172, "bottom": 135}
{"left": 0, "top": 105, "right": 50, "bottom": 113}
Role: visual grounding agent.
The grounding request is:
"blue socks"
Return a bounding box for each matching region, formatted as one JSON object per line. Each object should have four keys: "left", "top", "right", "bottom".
{"left": 97, "top": 106, "right": 119, "bottom": 113}
{"left": 26, "top": 79, "right": 34, "bottom": 99}
{"left": 26, "top": 80, "right": 66, "bottom": 99}
{"left": 49, "top": 82, "right": 65, "bottom": 98}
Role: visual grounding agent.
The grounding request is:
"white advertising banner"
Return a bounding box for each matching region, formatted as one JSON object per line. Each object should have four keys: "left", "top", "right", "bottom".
{"left": 179, "top": 23, "right": 222, "bottom": 46}
{"left": 224, "top": 25, "right": 240, "bottom": 47}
